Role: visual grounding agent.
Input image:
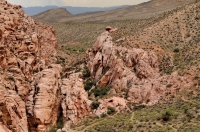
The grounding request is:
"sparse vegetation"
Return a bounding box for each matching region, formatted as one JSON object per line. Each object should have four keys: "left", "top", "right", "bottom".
{"left": 89, "top": 85, "right": 112, "bottom": 98}
{"left": 82, "top": 65, "right": 90, "bottom": 79}
{"left": 72, "top": 88, "right": 200, "bottom": 131}
{"left": 46, "top": 116, "right": 65, "bottom": 132}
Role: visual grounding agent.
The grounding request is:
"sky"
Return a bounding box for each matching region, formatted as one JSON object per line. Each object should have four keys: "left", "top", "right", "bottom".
{"left": 7, "top": 0, "right": 150, "bottom": 7}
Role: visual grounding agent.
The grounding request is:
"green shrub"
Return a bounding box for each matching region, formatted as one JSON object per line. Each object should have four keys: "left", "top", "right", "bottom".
{"left": 91, "top": 85, "right": 112, "bottom": 97}
{"left": 107, "top": 106, "right": 116, "bottom": 115}
{"left": 84, "top": 80, "right": 96, "bottom": 91}
{"left": 82, "top": 65, "right": 90, "bottom": 78}
{"left": 162, "top": 110, "right": 174, "bottom": 121}
{"left": 133, "top": 104, "right": 146, "bottom": 111}
{"left": 57, "top": 116, "right": 64, "bottom": 129}
{"left": 91, "top": 101, "right": 100, "bottom": 109}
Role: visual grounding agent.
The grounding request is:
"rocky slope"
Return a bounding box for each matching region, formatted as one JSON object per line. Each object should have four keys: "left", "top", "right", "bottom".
{"left": 0, "top": 0, "right": 60, "bottom": 131}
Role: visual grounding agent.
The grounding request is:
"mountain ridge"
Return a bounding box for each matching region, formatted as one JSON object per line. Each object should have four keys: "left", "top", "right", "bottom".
{"left": 23, "top": 5, "right": 130, "bottom": 16}
{"left": 32, "top": 0, "right": 195, "bottom": 23}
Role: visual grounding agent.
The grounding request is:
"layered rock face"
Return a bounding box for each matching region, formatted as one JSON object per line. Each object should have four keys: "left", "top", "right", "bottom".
{"left": 0, "top": 1, "right": 93, "bottom": 131}
{"left": 0, "top": 0, "right": 60, "bottom": 131}
{"left": 61, "top": 72, "right": 91, "bottom": 129}
{"left": 26, "top": 65, "right": 62, "bottom": 132}
{"left": 87, "top": 28, "right": 191, "bottom": 106}
{"left": 0, "top": 79, "right": 28, "bottom": 132}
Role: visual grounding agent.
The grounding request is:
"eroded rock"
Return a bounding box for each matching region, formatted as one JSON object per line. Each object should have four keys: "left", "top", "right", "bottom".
{"left": 61, "top": 72, "right": 92, "bottom": 129}
{"left": 26, "top": 65, "right": 62, "bottom": 132}
{"left": 0, "top": 0, "right": 60, "bottom": 131}
{"left": 86, "top": 28, "right": 192, "bottom": 106}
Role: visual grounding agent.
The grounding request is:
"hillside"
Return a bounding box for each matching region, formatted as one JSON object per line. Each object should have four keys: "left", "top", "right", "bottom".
{"left": 59, "top": 0, "right": 195, "bottom": 22}
{"left": 112, "top": 0, "right": 200, "bottom": 75}
{"left": 32, "top": 7, "right": 73, "bottom": 22}
{"left": 31, "top": 0, "right": 195, "bottom": 23}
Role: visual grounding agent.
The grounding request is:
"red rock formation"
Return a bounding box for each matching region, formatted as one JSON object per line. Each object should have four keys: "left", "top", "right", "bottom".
{"left": 0, "top": 0, "right": 60, "bottom": 131}
{"left": 26, "top": 64, "right": 62, "bottom": 132}
{"left": 86, "top": 27, "right": 192, "bottom": 106}
{"left": 61, "top": 72, "right": 92, "bottom": 129}
{"left": 95, "top": 97, "right": 127, "bottom": 116}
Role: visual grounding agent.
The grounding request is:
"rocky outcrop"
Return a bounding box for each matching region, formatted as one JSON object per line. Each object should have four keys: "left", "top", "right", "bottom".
{"left": 61, "top": 72, "right": 92, "bottom": 129}
{"left": 0, "top": 79, "right": 28, "bottom": 132}
{"left": 26, "top": 64, "right": 62, "bottom": 132}
{"left": 0, "top": 0, "right": 60, "bottom": 131}
{"left": 86, "top": 27, "right": 192, "bottom": 105}
{"left": 95, "top": 97, "right": 127, "bottom": 116}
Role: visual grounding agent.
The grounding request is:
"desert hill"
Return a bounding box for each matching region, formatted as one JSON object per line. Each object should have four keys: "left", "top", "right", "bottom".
{"left": 32, "top": 0, "right": 195, "bottom": 23}
{"left": 33, "top": 7, "right": 73, "bottom": 23}
{"left": 59, "top": 0, "right": 195, "bottom": 22}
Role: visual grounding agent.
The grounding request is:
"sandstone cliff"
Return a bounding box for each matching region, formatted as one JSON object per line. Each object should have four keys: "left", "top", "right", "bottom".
{"left": 0, "top": 0, "right": 60, "bottom": 131}
{"left": 0, "top": 1, "right": 91, "bottom": 131}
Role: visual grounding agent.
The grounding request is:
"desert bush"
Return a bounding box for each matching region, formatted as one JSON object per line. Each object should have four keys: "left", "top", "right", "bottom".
{"left": 91, "top": 101, "right": 100, "bottom": 109}
{"left": 84, "top": 80, "right": 96, "bottom": 91}
{"left": 162, "top": 110, "right": 174, "bottom": 121}
{"left": 133, "top": 104, "right": 146, "bottom": 111}
{"left": 82, "top": 65, "right": 90, "bottom": 78}
{"left": 107, "top": 106, "right": 116, "bottom": 115}
{"left": 91, "top": 85, "right": 112, "bottom": 97}
{"left": 57, "top": 116, "right": 64, "bottom": 129}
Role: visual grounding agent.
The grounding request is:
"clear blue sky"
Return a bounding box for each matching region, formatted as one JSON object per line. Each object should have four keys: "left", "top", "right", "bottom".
{"left": 7, "top": 0, "right": 150, "bottom": 7}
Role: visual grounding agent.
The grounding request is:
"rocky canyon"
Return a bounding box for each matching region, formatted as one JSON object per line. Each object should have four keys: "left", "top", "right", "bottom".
{"left": 0, "top": 0, "right": 199, "bottom": 132}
